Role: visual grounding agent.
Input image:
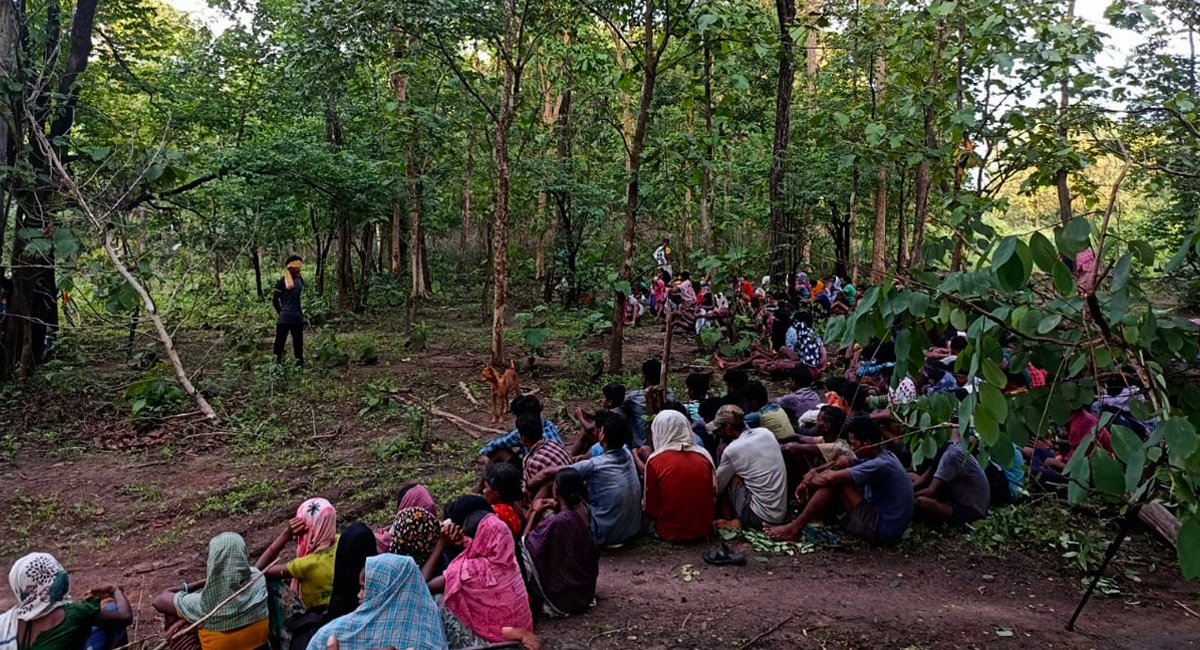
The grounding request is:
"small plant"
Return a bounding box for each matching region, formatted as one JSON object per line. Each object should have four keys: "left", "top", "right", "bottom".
{"left": 406, "top": 322, "right": 432, "bottom": 351}
{"left": 0, "top": 434, "right": 20, "bottom": 462}
{"left": 697, "top": 327, "right": 723, "bottom": 351}
{"left": 371, "top": 406, "right": 429, "bottom": 461}
{"left": 126, "top": 364, "right": 189, "bottom": 419}
{"left": 313, "top": 327, "right": 348, "bottom": 367}
{"left": 516, "top": 306, "right": 550, "bottom": 357}
{"left": 1059, "top": 530, "right": 1104, "bottom": 574}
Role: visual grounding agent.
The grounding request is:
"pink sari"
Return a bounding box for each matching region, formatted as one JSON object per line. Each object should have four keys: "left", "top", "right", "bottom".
{"left": 444, "top": 514, "right": 533, "bottom": 642}
{"left": 375, "top": 485, "right": 438, "bottom": 552}
{"left": 294, "top": 498, "right": 336, "bottom": 595}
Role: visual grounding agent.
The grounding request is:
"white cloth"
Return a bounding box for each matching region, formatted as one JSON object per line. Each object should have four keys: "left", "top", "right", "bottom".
{"left": 1, "top": 553, "right": 73, "bottom": 650}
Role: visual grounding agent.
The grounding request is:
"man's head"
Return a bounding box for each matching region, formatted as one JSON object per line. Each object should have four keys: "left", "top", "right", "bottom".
{"left": 510, "top": 394, "right": 544, "bottom": 417}
{"left": 845, "top": 415, "right": 883, "bottom": 456}
{"left": 599, "top": 411, "right": 631, "bottom": 451}
{"left": 516, "top": 412, "right": 544, "bottom": 447}
{"left": 744, "top": 380, "right": 769, "bottom": 411}
{"left": 602, "top": 382, "right": 626, "bottom": 409}
{"left": 483, "top": 462, "right": 523, "bottom": 505}
{"left": 661, "top": 238, "right": 670, "bottom": 247}
{"left": 794, "top": 311, "right": 814, "bottom": 328}
{"left": 816, "top": 405, "right": 847, "bottom": 442}
{"left": 641, "top": 359, "right": 662, "bottom": 388}
{"left": 697, "top": 396, "right": 724, "bottom": 424}
{"left": 723, "top": 369, "right": 749, "bottom": 397}
{"left": 950, "top": 336, "right": 968, "bottom": 354}
{"left": 685, "top": 372, "right": 712, "bottom": 401}
{"left": 788, "top": 365, "right": 814, "bottom": 391}
{"left": 706, "top": 404, "right": 745, "bottom": 442}
{"left": 554, "top": 467, "right": 588, "bottom": 508}
{"left": 680, "top": 271, "right": 691, "bottom": 282}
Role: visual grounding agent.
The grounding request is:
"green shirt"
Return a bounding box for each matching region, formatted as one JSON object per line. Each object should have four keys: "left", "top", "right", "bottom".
{"left": 21, "top": 598, "right": 101, "bottom": 650}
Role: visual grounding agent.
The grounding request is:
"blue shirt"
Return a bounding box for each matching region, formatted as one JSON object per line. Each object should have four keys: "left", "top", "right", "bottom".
{"left": 571, "top": 449, "right": 642, "bottom": 546}
{"left": 479, "top": 418, "right": 563, "bottom": 457}
{"left": 849, "top": 450, "right": 914, "bottom": 545}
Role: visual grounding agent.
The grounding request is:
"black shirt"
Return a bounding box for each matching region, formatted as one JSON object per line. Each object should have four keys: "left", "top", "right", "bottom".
{"left": 274, "top": 276, "right": 304, "bottom": 324}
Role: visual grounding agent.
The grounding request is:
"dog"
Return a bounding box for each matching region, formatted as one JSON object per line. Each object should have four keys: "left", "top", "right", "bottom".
{"left": 480, "top": 360, "right": 520, "bottom": 425}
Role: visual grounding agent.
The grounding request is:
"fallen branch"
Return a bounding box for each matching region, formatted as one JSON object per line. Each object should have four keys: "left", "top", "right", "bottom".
{"left": 743, "top": 613, "right": 798, "bottom": 650}
{"left": 27, "top": 110, "right": 218, "bottom": 423}
{"left": 458, "top": 381, "right": 481, "bottom": 406}
{"left": 393, "top": 393, "right": 506, "bottom": 438}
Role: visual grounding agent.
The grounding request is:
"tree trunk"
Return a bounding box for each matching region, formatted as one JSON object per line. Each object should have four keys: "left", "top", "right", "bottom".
{"left": 358, "top": 222, "right": 374, "bottom": 311}
{"left": 869, "top": 0, "right": 888, "bottom": 283}
{"left": 490, "top": 0, "right": 519, "bottom": 366}
{"left": 908, "top": 20, "right": 947, "bottom": 269}
{"left": 336, "top": 217, "right": 355, "bottom": 311}
{"left": 408, "top": 154, "right": 428, "bottom": 297}
{"left": 768, "top": 0, "right": 797, "bottom": 280}
{"left": 252, "top": 245, "right": 263, "bottom": 300}
{"left": 548, "top": 33, "right": 575, "bottom": 304}
{"left": 1055, "top": 0, "right": 1076, "bottom": 226}
{"left": 390, "top": 200, "right": 402, "bottom": 275}
{"left": 896, "top": 163, "right": 909, "bottom": 269}
{"left": 609, "top": 0, "right": 668, "bottom": 373}
{"left": 459, "top": 132, "right": 475, "bottom": 272}
{"left": 699, "top": 43, "right": 714, "bottom": 255}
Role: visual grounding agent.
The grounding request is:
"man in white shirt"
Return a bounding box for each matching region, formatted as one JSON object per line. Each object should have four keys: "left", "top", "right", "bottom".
{"left": 653, "top": 238, "right": 672, "bottom": 276}
{"left": 709, "top": 405, "right": 788, "bottom": 529}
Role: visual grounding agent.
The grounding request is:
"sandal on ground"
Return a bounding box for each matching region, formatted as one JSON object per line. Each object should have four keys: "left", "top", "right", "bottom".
{"left": 703, "top": 544, "right": 746, "bottom": 567}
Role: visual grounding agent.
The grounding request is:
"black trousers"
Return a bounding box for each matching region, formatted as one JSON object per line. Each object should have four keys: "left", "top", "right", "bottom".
{"left": 274, "top": 322, "right": 304, "bottom": 365}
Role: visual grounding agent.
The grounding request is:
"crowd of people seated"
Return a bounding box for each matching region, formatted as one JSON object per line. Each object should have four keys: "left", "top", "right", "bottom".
{"left": 4, "top": 271, "right": 1156, "bottom": 650}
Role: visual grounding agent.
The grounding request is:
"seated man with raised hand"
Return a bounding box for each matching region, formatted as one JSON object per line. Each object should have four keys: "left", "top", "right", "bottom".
{"left": 517, "top": 412, "right": 574, "bottom": 502}
{"left": 744, "top": 379, "right": 796, "bottom": 440}
{"left": 766, "top": 416, "right": 913, "bottom": 546}
{"left": 911, "top": 431, "right": 990, "bottom": 526}
{"left": 711, "top": 405, "right": 788, "bottom": 530}
{"left": 478, "top": 395, "right": 564, "bottom": 469}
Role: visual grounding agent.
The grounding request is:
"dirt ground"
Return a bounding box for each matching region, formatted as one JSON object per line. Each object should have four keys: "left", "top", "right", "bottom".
{"left": 0, "top": 304, "right": 1196, "bottom": 650}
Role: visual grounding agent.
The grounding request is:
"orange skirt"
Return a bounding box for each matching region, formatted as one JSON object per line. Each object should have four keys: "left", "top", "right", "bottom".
{"left": 197, "top": 618, "right": 268, "bottom": 650}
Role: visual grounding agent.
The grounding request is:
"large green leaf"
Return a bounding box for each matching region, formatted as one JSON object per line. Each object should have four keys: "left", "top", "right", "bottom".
{"left": 1089, "top": 453, "right": 1125, "bottom": 497}
{"left": 1066, "top": 449, "right": 1090, "bottom": 505}
{"left": 1179, "top": 518, "right": 1200, "bottom": 579}
{"left": 1161, "top": 417, "right": 1198, "bottom": 469}
{"left": 1037, "top": 314, "right": 1062, "bottom": 334}
{"left": 1059, "top": 218, "right": 1092, "bottom": 256}
{"left": 1111, "top": 253, "right": 1132, "bottom": 293}
{"left": 978, "top": 383, "right": 1008, "bottom": 421}
{"left": 1029, "top": 232, "right": 1058, "bottom": 272}
{"left": 1052, "top": 261, "right": 1076, "bottom": 296}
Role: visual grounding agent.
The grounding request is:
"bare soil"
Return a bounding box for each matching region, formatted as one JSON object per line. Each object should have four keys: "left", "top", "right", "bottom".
{"left": 0, "top": 305, "right": 1196, "bottom": 650}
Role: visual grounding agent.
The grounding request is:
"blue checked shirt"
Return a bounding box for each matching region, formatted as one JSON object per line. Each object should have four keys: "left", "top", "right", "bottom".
{"left": 479, "top": 418, "right": 563, "bottom": 456}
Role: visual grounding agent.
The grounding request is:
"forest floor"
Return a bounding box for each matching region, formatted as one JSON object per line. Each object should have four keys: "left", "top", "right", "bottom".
{"left": 0, "top": 297, "right": 1196, "bottom": 650}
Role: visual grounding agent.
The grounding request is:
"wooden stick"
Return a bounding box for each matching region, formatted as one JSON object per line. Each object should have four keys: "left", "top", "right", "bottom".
{"left": 393, "top": 393, "right": 506, "bottom": 437}
{"left": 149, "top": 560, "right": 281, "bottom": 650}
{"left": 1175, "top": 600, "right": 1198, "bottom": 618}
{"left": 660, "top": 308, "right": 674, "bottom": 395}
{"left": 458, "top": 381, "right": 481, "bottom": 406}
{"left": 742, "top": 613, "right": 798, "bottom": 649}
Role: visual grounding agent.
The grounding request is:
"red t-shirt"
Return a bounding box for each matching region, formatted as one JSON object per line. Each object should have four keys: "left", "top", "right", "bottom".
{"left": 1065, "top": 409, "right": 1114, "bottom": 461}
{"left": 644, "top": 450, "right": 715, "bottom": 540}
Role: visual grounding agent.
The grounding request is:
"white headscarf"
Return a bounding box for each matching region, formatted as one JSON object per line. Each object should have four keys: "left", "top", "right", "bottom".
{"left": 648, "top": 411, "right": 714, "bottom": 467}
{"left": 1, "top": 553, "right": 73, "bottom": 650}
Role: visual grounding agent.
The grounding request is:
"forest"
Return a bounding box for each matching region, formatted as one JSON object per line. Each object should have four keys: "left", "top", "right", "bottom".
{"left": 0, "top": 0, "right": 1199, "bottom": 648}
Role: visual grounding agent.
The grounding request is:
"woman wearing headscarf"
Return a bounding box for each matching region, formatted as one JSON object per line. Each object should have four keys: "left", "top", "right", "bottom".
{"left": 153, "top": 533, "right": 269, "bottom": 650}
{"left": 321, "top": 524, "right": 378, "bottom": 625}
{"left": 387, "top": 508, "right": 440, "bottom": 566}
{"left": 441, "top": 514, "right": 532, "bottom": 644}
{"left": 643, "top": 410, "right": 716, "bottom": 541}
{"left": 2, "top": 553, "right": 131, "bottom": 650}
{"left": 522, "top": 468, "right": 599, "bottom": 618}
{"left": 306, "top": 555, "right": 445, "bottom": 650}
{"left": 272, "top": 255, "right": 305, "bottom": 365}
{"left": 255, "top": 498, "right": 339, "bottom": 611}
{"left": 374, "top": 484, "right": 437, "bottom": 553}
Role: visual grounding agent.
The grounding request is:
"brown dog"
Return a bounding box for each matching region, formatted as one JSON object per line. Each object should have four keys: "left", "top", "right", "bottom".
{"left": 480, "top": 360, "right": 520, "bottom": 424}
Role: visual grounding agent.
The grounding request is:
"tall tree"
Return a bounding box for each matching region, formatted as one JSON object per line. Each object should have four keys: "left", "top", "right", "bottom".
{"left": 768, "top": 0, "right": 798, "bottom": 279}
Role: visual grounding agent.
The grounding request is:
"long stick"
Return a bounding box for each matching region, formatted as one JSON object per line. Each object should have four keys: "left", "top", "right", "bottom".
{"left": 142, "top": 560, "right": 280, "bottom": 650}
{"left": 1066, "top": 505, "right": 1140, "bottom": 631}
{"left": 660, "top": 307, "right": 673, "bottom": 395}
{"left": 25, "top": 111, "right": 219, "bottom": 422}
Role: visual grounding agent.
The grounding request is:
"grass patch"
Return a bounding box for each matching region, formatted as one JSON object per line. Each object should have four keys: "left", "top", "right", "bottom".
{"left": 194, "top": 478, "right": 287, "bottom": 516}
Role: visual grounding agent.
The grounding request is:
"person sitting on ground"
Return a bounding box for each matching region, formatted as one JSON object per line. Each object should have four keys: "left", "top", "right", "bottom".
{"left": 320, "top": 523, "right": 379, "bottom": 625}
{"left": 530, "top": 412, "right": 642, "bottom": 547}
{"left": 154, "top": 532, "right": 269, "bottom": 650}
{"left": 919, "top": 363, "right": 958, "bottom": 395}
{"left": 625, "top": 359, "right": 675, "bottom": 448}
{"left": 644, "top": 410, "right": 717, "bottom": 541}
{"left": 254, "top": 498, "right": 338, "bottom": 613}
{"left": 710, "top": 405, "right": 788, "bottom": 530}
{"left": 683, "top": 372, "right": 713, "bottom": 421}
{"left": 1065, "top": 406, "right": 1114, "bottom": 460}
{"left": 516, "top": 412, "right": 574, "bottom": 502}
{"left": 477, "top": 395, "right": 564, "bottom": 470}
{"left": 375, "top": 484, "right": 438, "bottom": 552}
{"left": 782, "top": 406, "right": 851, "bottom": 462}
{"left": 306, "top": 554, "right": 447, "bottom": 650}
{"left": 864, "top": 364, "right": 917, "bottom": 410}
{"left": 439, "top": 514, "right": 533, "bottom": 645}
{"left": 925, "top": 335, "right": 967, "bottom": 369}
{"left": 388, "top": 506, "right": 441, "bottom": 567}
{"left": 522, "top": 468, "right": 600, "bottom": 618}
{"left": 720, "top": 369, "right": 751, "bottom": 411}
{"left": 483, "top": 461, "right": 528, "bottom": 533}
{"left": 744, "top": 380, "right": 795, "bottom": 440}
{"left": 571, "top": 382, "right": 628, "bottom": 457}
{"left": 911, "top": 433, "right": 990, "bottom": 526}
{"left": 712, "top": 341, "right": 802, "bottom": 379}
{"left": 776, "top": 365, "right": 821, "bottom": 428}
{"left": 830, "top": 290, "right": 852, "bottom": 316}
{"left": 766, "top": 417, "right": 914, "bottom": 546}
{"left": 786, "top": 311, "right": 827, "bottom": 376}
{"left": 2, "top": 553, "right": 132, "bottom": 650}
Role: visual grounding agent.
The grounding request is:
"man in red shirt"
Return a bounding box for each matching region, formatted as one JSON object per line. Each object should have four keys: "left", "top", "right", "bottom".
{"left": 644, "top": 410, "right": 716, "bottom": 541}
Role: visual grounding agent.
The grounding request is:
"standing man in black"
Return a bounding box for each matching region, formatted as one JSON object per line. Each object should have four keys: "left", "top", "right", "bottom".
{"left": 272, "top": 255, "right": 305, "bottom": 366}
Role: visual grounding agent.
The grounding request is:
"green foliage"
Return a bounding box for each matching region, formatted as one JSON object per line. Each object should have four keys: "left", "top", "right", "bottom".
{"left": 371, "top": 406, "right": 431, "bottom": 461}
{"left": 313, "top": 328, "right": 349, "bottom": 367}
{"left": 125, "top": 365, "right": 189, "bottom": 419}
